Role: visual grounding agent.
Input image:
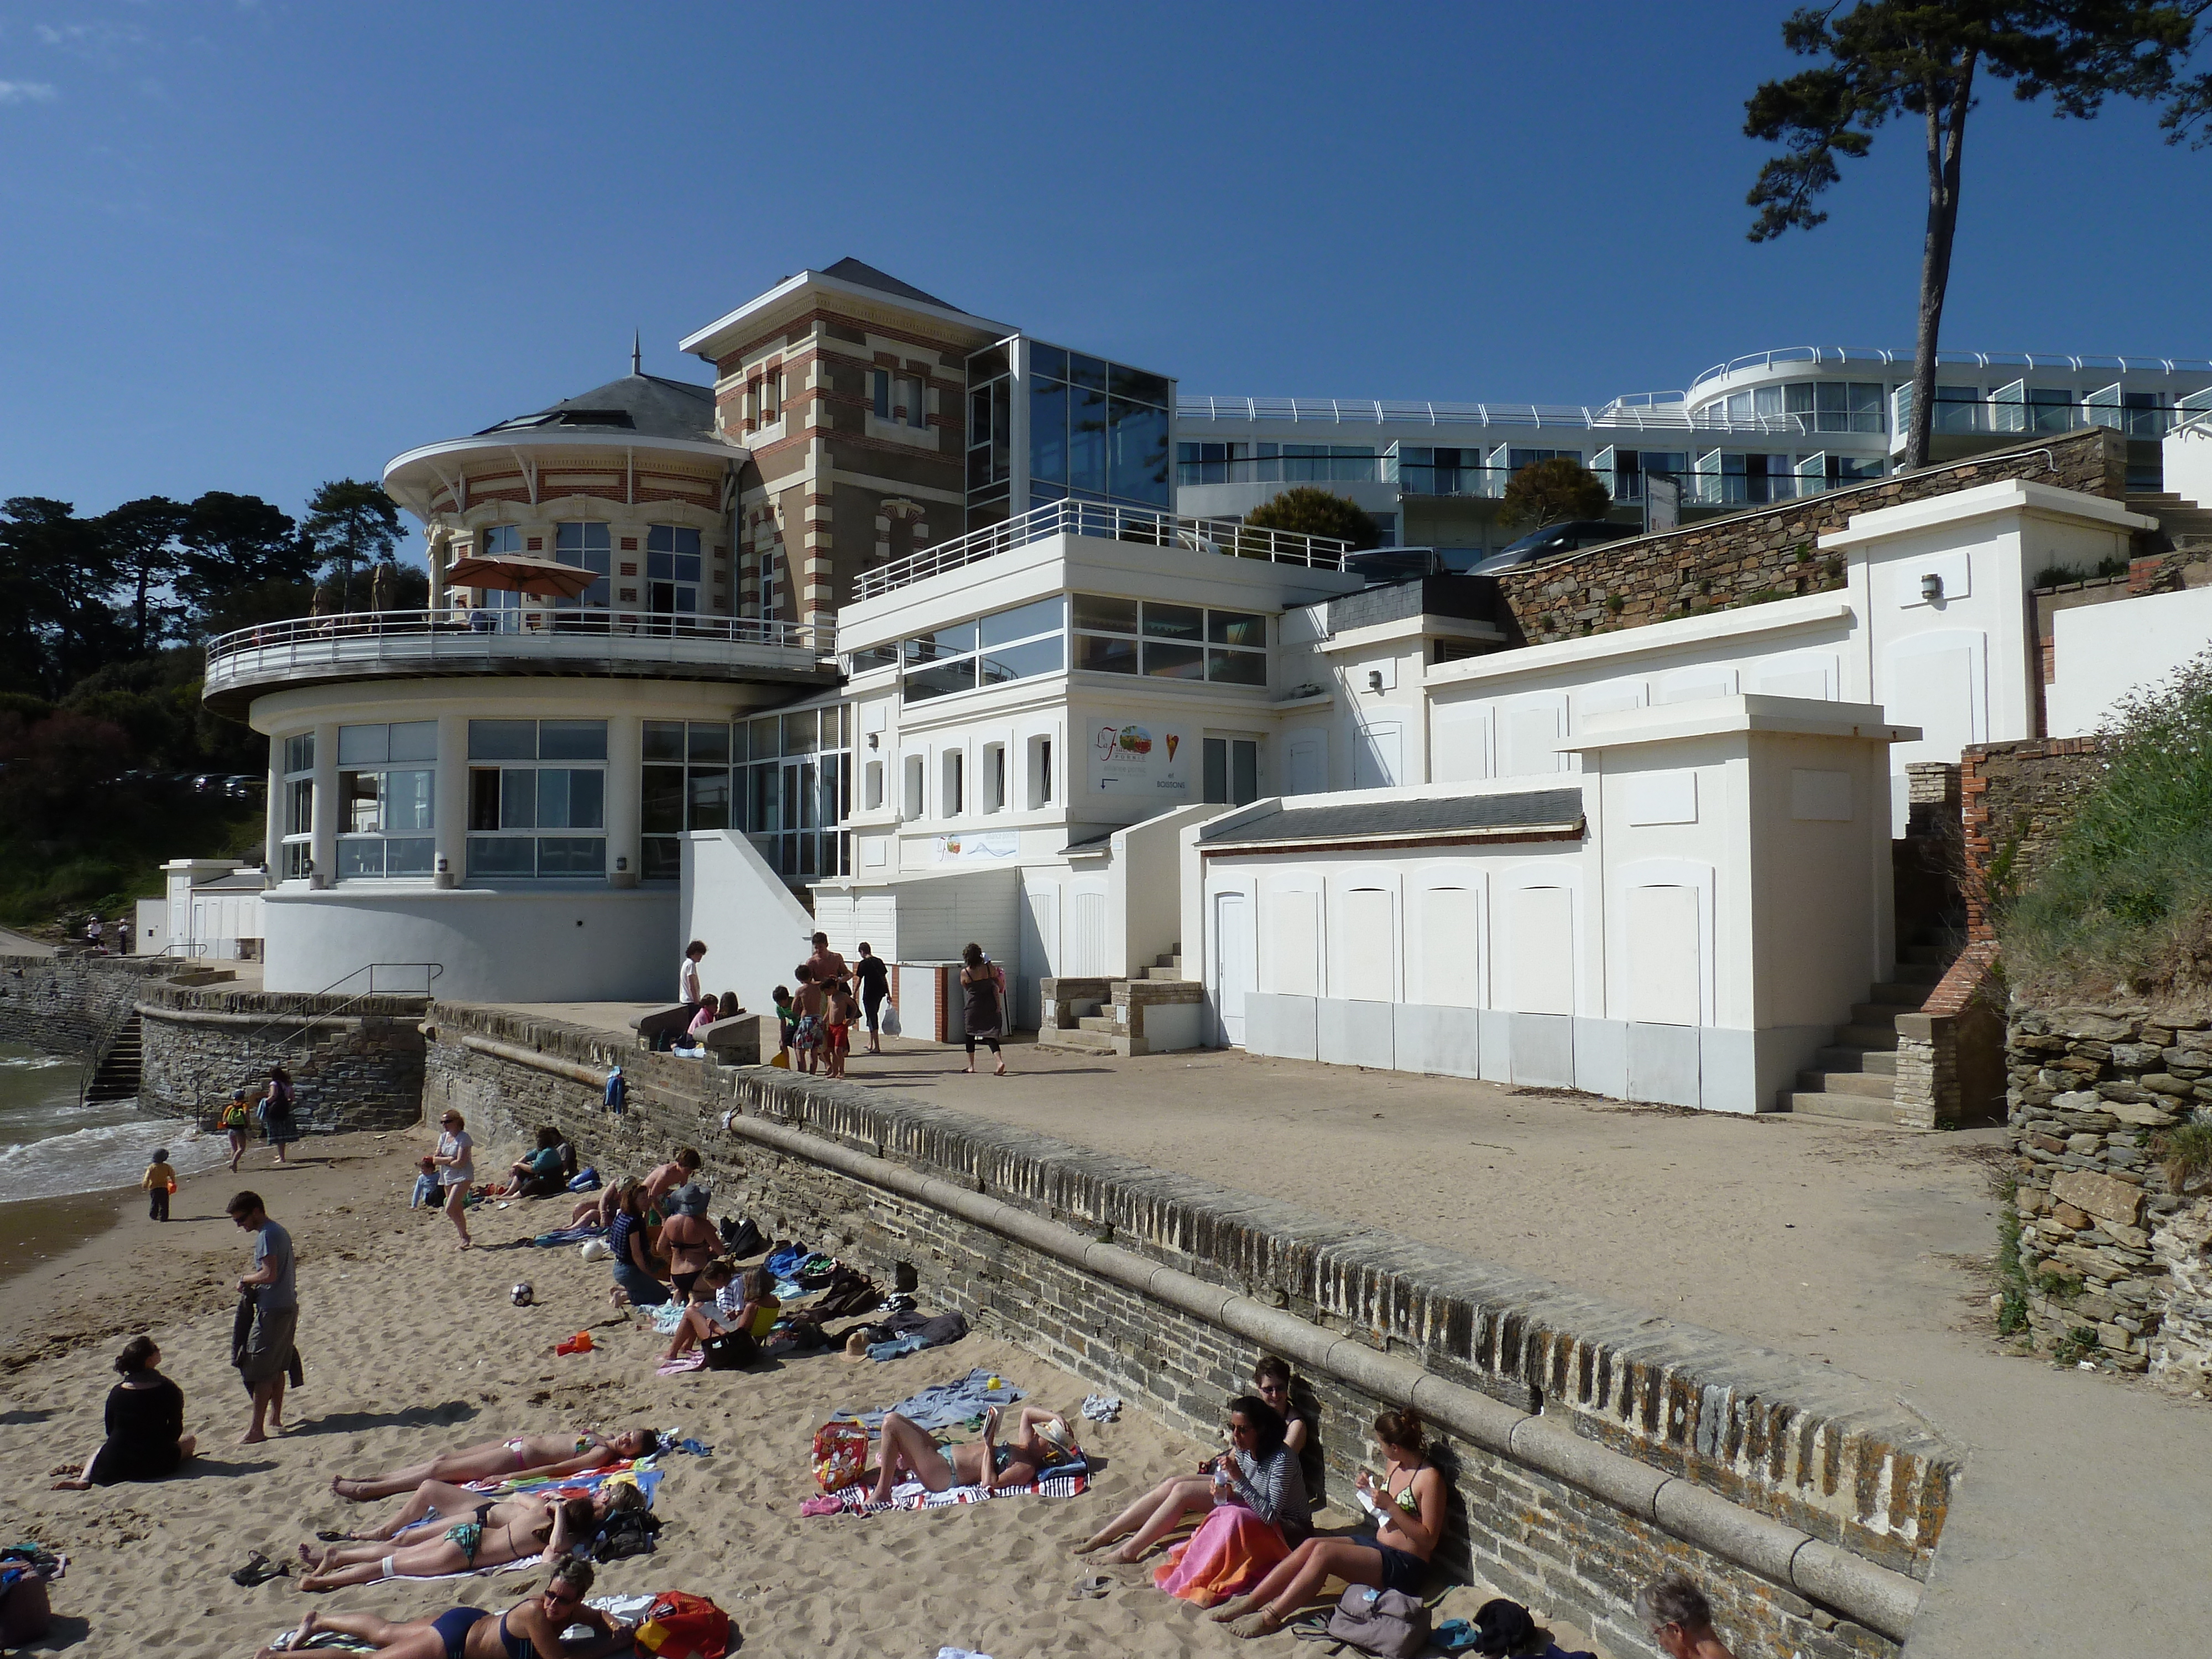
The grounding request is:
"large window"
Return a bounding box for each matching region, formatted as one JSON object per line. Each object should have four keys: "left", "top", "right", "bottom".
{"left": 901, "top": 596, "right": 1065, "bottom": 704}
{"left": 1177, "top": 442, "right": 1383, "bottom": 487}
{"left": 1203, "top": 737, "right": 1260, "bottom": 806}
{"left": 640, "top": 709, "right": 849, "bottom": 884}
{"left": 1721, "top": 381, "right": 1886, "bottom": 432}
{"left": 336, "top": 722, "right": 435, "bottom": 879}
{"left": 1025, "top": 341, "right": 1171, "bottom": 512}
{"left": 1072, "top": 596, "right": 1267, "bottom": 686}
{"left": 555, "top": 522, "right": 611, "bottom": 607}
{"left": 280, "top": 732, "right": 314, "bottom": 881}
{"left": 647, "top": 525, "right": 700, "bottom": 615}
{"left": 466, "top": 719, "right": 607, "bottom": 878}
{"left": 482, "top": 524, "right": 523, "bottom": 556}
{"left": 871, "top": 368, "right": 927, "bottom": 428}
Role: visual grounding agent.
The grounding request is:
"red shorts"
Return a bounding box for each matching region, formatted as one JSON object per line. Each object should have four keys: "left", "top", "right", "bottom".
{"left": 829, "top": 1025, "right": 851, "bottom": 1053}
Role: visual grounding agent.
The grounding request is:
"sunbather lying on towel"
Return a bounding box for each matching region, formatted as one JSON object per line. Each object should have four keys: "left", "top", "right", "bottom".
{"left": 321, "top": 1472, "right": 643, "bottom": 1545}
{"left": 866, "top": 1405, "right": 1078, "bottom": 1504}
{"left": 330, "top": 1427, "right": 658, "bottom": 1501}
{"left": 296, "top": 1488, "right": 609, "bottom": 1590}
{"left": 255, "top": 1558, "right": 633, "bottom": 1658}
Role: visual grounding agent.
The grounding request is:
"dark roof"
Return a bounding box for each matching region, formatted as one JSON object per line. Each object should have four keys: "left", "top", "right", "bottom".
{"left": 1060, "top": 830, "right": 1117, "bottom": 857}
{"left": 1198, "top": 789, "right": 1584, "bottom": 848}
{"left": 195, "top": 870, "right": 267, "bottom": 891}
{"left": 820, "top": 258, "right": 960, "bottom": 312}
{"left": 1328, "top": 575, "right": 1506, "bottom": 633}
{"left": 478, "top": 373, "right": 718, "bottom": 442}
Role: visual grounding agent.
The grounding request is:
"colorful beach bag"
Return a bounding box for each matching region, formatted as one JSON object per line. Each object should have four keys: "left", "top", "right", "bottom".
{"left": 631, "top": 1590, "right": 731, "bottom": 1659}
{"left": 811, "top": 1419, "right": 870, "bottom": 1493}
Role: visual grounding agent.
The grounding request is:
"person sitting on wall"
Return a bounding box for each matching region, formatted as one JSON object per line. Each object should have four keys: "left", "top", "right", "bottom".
{"left": 254, "top": 1560, "right": 635, "bottom": 1659}
{"left": 1211, "top": 1406, "right": 1443, "bottom": 1638}
{"left": 49, "top": 1336, "right": 197, "bottom": 1490}
{"left": 327, "top": 1427, "right": 659, "bottom": 1502}
{"left": 716, "top": 990, "right": 743, "bottom": 1020}
{"left": 1636, "top": 1574, "right": 1736, "bottom": 1659}
{"left": 865, "top": 1405, "right": 1077, "bottom": 1504}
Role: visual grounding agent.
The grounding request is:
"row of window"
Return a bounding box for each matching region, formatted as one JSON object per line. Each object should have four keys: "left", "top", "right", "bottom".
{"left": 640, "top": 717, "right": 851, "bottom": 883}
{"left": 1710, "top": 381, "right": 1887, "bottom": 431}
{"left": 864, "top": 729, "right": 1260, "bottom": 824}
{"left": 469, "top": 523, "right": 706, "bottom": 614}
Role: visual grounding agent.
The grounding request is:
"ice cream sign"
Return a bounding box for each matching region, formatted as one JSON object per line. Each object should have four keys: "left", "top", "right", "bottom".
{"left": 1091, "top": 719, "right": 1191, "bottom": 797}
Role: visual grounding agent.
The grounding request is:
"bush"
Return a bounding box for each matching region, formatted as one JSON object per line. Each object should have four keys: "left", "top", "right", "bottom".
{"left": 2156, "top": 1119, "right": 2212, "bottom": 1192}
{"left": 2000, "top": 648, "right": 2212, "bottom": 1002}
{"left": 1499, "top": 457, "right": 1611, "bottom": 528}
{"left": 1240, "top": 488, "right": 1379, "bottom": 551}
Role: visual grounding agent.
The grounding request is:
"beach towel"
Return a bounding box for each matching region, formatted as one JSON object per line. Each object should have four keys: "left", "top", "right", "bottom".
{"left": 1152, "top": 1506, "right": 1292, "bottom": 1607}
{"left": 803, "top": 1467, "right": 1089, "bottom": 1516}
{"left": 529, "top": 1223, "right": 608, "bottom": 1248}
{"left": 656, "top": 1353, "right": 705, "bottom": 1376}
{"left": 463, "top": 1462, "right": 663, "bottom": 1503}
{"left": 265, "top": 1594, "right": 661, "bottom": 1652}
{"left": 833, "top": 1368, "right": 1026, "bottom": 1433}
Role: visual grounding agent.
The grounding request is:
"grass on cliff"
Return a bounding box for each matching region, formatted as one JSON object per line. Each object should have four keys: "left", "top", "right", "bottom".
{"left": 2001, "top": 648, "right": 2212, "bottom": 1006}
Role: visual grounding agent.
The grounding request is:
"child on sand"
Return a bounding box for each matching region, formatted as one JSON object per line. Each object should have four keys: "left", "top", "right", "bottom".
{"left": 141, "top": 1150, "right": 176, "bottom": 1223}
{"left": 409, "top": 1157, "right": 440, "bottom": 1209}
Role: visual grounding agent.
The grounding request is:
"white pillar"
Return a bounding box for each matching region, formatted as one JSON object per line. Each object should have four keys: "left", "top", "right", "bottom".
{"left": 310, "top": 720, "right": 340, "bottom": 888}
{"left": 435, "top": 712, "right": 469, "bottom": 886}
{"left": 606, "top": 714, "right": 641, "bottom": 887}
{"left": 263, "top": 735, "right": 283, "bottom": 882}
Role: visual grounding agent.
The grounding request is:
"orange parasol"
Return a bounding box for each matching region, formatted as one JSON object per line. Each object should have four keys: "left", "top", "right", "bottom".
{"left": 445, "top": 555, "right": 598, "bottom": 599}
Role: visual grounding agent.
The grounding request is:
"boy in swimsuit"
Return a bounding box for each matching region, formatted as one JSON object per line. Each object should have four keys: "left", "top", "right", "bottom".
{"left": 328, "top": 1426, "right": 658, "bottom": 1501}
{"left": 255, "top": 1559, "right": 633, "bottom": 1659}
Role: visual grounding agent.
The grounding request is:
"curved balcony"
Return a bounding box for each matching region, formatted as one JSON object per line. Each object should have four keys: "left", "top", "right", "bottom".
{"left": 202, "top": 608, "right": 836, "bottom": 715}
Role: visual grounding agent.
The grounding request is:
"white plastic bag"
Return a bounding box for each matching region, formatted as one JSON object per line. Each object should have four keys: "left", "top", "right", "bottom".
{"left": 880, "top": 1001, "right": 901, "bottom": 1038}
{"left": 580, "top": 1238, "right": 612, "bottom": 1262}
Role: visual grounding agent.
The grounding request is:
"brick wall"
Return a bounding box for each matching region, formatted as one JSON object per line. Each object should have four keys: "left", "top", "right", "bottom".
{"left": 425, "top": 1000, "right": 1951, "bottom": 1657}
{"left": 136, "top": 982, "right": 427, "bottom": 1133}
{"left": 1958, "top": 738, "right": 2107, "bottom": 943}
{"left": 2006, "top": 1003, "right": 2212, "bottom": 1382}
{"left": 1494, "top": 427, "right": 2128, "bottom": 648}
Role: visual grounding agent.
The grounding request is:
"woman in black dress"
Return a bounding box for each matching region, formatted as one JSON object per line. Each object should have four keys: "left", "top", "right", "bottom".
{"left": 50, "top": 1336, "right": 195, "bottom": 1489}
{"left": 959, "top": 942, "right": 1008, "bottom": 1076}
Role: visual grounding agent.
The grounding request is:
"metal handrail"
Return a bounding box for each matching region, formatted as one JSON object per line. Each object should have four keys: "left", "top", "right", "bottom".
{"left": 1688, "top": 345, "right": 2212, "bottom": 395}
{"left": 195, "top": 962, "right": 445, "bottom": 1124}
{"left": 1175, "top": 396, "right": 1815, "bottom": 435}
{"left": 204, "top": 608, "right": 826, "bottom": 672}
{"left": 854, "top": 500, "right": 1352, "bottom": 601}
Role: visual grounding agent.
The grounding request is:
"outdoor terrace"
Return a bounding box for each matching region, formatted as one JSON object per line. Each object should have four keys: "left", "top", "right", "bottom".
{"left": 201, "top": 608, "right": 836, "bottom": 714}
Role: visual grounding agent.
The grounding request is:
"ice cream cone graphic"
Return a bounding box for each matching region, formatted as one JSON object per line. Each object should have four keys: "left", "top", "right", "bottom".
{"left": 1166, "top": 733, "right": 1180, "bottom": 763}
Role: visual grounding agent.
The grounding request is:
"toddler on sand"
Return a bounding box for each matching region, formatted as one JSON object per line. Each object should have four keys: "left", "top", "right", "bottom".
{"left": 142, "top": 1150, "right": 176, "bottom": 1222}
{"left": 409, "top": 1156, "right": 441, "bottom": 1209}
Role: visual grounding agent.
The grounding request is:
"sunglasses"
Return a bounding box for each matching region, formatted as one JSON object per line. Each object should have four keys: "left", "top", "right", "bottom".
{"left": 1228, "top": 1420, "right": 1256, "bottom": 1435}
{"left": 545, "top": 1588, "right": 582, "bottom": 1607}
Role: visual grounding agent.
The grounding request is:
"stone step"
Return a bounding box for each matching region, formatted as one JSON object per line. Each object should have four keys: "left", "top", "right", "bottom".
{"left": 1077, "top": 1015, "right": 1121, "bottom": 1034}
{"left": 1797, "top": 1069, "right": 1895, "bottom": 1100}
{"left": 1850, "top": 1002, "right": 1920, "bottom": 1025}
{"left": 1867, "top": 982, "right": 1934, "bottom": 1008}
{"left": 1886, "top": 961, "right": 1947, "bottom": 985}
{"left": 1814, "top": 1046, "right": 1897, "bottom": 1076}
{"left": 1834, "top": 1024, "right": 1901, "bottom": 1050}
{"left": 1777, "top": 1091, "right": 1898, "bottom": 1124}
{"left": 1037, "top": 1030, "right": 1118, "bottom": 1056}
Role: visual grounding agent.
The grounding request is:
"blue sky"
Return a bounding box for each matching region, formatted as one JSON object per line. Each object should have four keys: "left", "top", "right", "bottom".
{"left": 3, "top": 0, "right": 2209, "bottom": 550}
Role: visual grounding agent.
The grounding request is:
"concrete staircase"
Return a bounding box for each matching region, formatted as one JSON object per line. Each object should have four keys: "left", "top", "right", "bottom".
{"left": 1036, "top": 951, "right": 1206, "bottom": 1058}
{"left": 82, "top": 1009, "right": 143, "bottom": 1105}
{"left": 1775, "top": 943, "right": 1952, "bottom": 1123}
{"left": 2126, "top": 490, "right": 2212, "bottom": 551}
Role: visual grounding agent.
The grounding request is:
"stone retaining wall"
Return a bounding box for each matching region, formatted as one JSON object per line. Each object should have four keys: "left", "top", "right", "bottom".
{"left": 1494, "top": 427, "right": 2127, "bottom": 648}
{"left": 136, "top": 982, "right": 428, "bottom": 1133}
{"left": 0, "top": 953, "right": 171, "bottom": 1056}
{"left": 1958, "top": 737, "right": 2107, "bottom": 943}
{"left": 426, "top": 999, "right": 1952, "bottom": 1658}
{"left": 2006, "top": 1003, "right": 2212, "bottom": 1379}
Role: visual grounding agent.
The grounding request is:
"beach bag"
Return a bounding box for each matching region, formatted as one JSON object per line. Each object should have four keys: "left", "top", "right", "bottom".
{"left": 568, "top": 1166, "right": 601, "bottom": 1193}
{"left": 768, "top": 1050, "right": 790, "bottom": 1069}
{"left": 718, "top": 1215, "right": 765, "bottom": 1259}
{"left": 631, "top": 1590, "right": 731, "bottom": 1659}
{"left": 811, "top": 1420, "right": 870, "bottom": 1492}
{"left": 218, "top": 1100, "right": 249, "bottom": 1130}
{"left": 702, "top": 1329, "right": 756, "bottom": 1371}
{"left": 1324, "top": 1586, "right": 1430, "bottom": 1657}
{"left": 589, "top": 1507, "right": 661, "bottom": 1561}
{"left": 879, "top": 1000, "right": 901, "bottom": 1037}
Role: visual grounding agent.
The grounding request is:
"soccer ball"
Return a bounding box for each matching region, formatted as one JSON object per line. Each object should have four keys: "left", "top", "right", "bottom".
{"left": 510, "top": 1283, "right": 534, "bottom": 1307}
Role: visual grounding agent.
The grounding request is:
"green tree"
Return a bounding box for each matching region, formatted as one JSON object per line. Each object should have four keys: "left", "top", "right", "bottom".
{"left": 1500, "top": 456, "right": 1613, "bottom": 528}
{"left": 100, "top": 495, "right": 191, "bottom": 654}
{"left": 1744, "top": 3, "right": 2212, "bottom": 470}
{"left": 1241, "top": 486, "right": 1381, "bottom": 550}
{"left": 178, "top": 492, "right": 312, "bottom": 625}
{"left": 0, "top": 498, "right": 129, "bottom": 696}
{"left": 302, "top": 478, "right": 404, "bottom": 612}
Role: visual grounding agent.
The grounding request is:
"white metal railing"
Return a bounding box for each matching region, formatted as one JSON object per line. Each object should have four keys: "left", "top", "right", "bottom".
{"left": 205, "top": 607, "right": 827, "bottom": 678}
{"left": 853, "top": 499, "right": 1352, "bottom": 601}
{"left": 1687, "top": 345, "right": 2212, "bottom": 396}
{"left": 1174, "top": 395, "right": 1815, "bottom": 436}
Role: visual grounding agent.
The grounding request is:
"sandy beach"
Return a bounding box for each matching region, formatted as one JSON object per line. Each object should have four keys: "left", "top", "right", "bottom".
{"left": 0, "top": 1128, "right": 1592, "bottom": 1659}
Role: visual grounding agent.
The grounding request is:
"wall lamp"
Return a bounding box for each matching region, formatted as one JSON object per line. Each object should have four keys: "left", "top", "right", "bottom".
{"left": 867, "top": 732, "right": 879, "bottom": 749}
{"left": 1921, "top": 572, "right": 1945, "bottom": 602}
{"left": 1367, "top": 670, "right": 1385, "bottom": 693}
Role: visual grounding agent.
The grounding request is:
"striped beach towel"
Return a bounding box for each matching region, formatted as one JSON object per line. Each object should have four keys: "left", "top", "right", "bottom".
{"left": 805, "top": 1468, "right": 1089, "bottom": 1516}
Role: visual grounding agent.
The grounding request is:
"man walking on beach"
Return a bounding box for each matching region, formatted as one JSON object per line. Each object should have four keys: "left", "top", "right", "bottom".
{"left": 228, "top": 1191, "right": 298, "bottom": 1445}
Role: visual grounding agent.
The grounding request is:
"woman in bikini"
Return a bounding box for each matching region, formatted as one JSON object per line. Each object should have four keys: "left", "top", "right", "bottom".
{"left": 867, "top": 1405, "right": 1078, "bottom": 1504}
{"left": 254, "top": 1558, "right": 633, "bottom": 1659}
{"left": 296, "top": 1491, "right": 591, "bottom": 1590}
{"left": 319, "top": 1472, "right": 641, "bottom": 1546}
{"left": 328, "top": 1427, "right": 658, "bottom": 1502}
{"left": 1209, "top": 1405, "right": 1444, "bottom": 1639}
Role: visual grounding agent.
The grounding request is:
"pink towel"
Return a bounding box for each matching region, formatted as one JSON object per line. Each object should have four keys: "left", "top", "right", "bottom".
{"left": 1153, "top": 1506, "right": 1291, "bottom": 1607}
{"left": 656, "top": 1353, "right": 706, "bottom": 1376}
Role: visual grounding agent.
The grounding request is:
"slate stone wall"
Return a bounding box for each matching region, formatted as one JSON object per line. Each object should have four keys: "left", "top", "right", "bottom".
{"left": 135, "top": 982, "right": 427, "bottom": 1132}
{"left": 0, "top": 953, "right": 170, "bottom": 1055}
{"left": 425, "top": 999, "right": 1953, "bottom": 1658}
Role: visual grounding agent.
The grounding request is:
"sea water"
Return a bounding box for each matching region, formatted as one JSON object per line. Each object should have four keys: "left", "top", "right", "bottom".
{"left": 0, "top": 1041, "right": 232, "bottom": 1285}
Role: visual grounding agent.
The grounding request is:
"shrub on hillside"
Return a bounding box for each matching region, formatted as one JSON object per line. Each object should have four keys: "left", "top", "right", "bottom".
{"left": 2002, "top": 648, "right": 2212, "bottom": 1004}
{"left": 1240, "top": 488, "right": 1380, "bottom": 551}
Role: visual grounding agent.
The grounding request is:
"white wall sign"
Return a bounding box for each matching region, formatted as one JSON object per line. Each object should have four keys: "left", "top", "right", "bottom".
{"left": 935, "top": 830, "right": 1020, "bottom": 862}
{"left": 1088, "top": 719, "right": 1191, "bottom": 798}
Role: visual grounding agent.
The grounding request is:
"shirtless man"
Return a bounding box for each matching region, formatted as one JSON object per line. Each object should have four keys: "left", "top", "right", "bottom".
{"left": 791, "top": 967, "right": 828, "bottom": 1075}
{"left": 804, "top": 931, "right": 847, "bottom": 985}
{"left": 866, "top": 1405, "right": 1076, "bottom": 1504}
{"left": 328, "top": 1427, "right": 658, "bottom": 1502}
{"left": 639, "top": 1148, "right": 700, "bottom": 1216}
{"left": 655, "top": 1185, "right": 717, "bottom": 1300}
{"left": 256, "top": 1558, "right": 633, "bottom": 1659}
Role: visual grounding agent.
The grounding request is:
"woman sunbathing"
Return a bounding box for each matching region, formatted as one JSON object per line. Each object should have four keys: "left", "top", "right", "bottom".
{"left": 322, "top": 1474, "right": 641, "bottom": 1546}
{"left": 329, "top": 1427, "right": 658, "bottom": 1501}
{"left": 254, "top": 1558, "right": 633, "bottom": 1658}
{"left": 867, "top": 1405, "right": 1078, "bottom": 1504}
{"left": 296, "top": 1491, "right": 590, "bottom": 1590}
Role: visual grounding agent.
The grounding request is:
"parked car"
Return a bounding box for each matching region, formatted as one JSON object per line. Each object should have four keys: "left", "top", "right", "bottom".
{"left": 1468, "top": 520, "right": 1636, "bottom": 575}
{"left": 1343, "top": 546, "right": 1486, "bottom": 585}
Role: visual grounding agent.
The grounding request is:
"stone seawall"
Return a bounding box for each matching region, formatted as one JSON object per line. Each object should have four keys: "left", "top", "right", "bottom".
{"left": 0, "top": 953, "right": 171, "bottom": 1056}
{"left": 136, "top": 982, "right": 428, "bottom": 1133}
{"left": 426, "top": 999, "right": 1950, "bottom": 1658}
{"left": 2006, "top": 1001, "right": 2212, "bottom": 1385}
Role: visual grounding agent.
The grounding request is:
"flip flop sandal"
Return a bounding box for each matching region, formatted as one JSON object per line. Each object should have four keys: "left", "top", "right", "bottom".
{"left": 230, "top": 1550, "right": 290, "bottom": 1587}
{"left": 314, "top": 1529, "right": 352, "bottom": 1542}
{"left": 1068, "top": 1573, "right": 1112, "bottom": 1600}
